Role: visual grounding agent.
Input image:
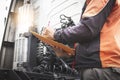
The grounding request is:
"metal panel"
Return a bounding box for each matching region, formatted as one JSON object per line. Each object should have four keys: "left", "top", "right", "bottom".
{"left": 47, "top": 0, "right": 86, "bottom": 29}
{"left": 0, "top": 0, "right": 12, "bottom": 51}
{"left": 31, "top": 0, "right": 41, "bottom": 32}
{"left": 31, "top": 0, "right": 85, "bottom": 32}
{"left": 4, "top": 12, "right": 16, "bottom": 42}
{"left": 0, "top": 0, "right": 14, "bottom": 68}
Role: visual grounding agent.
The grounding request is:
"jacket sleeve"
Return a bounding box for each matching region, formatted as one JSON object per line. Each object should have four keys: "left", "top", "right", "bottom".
{"left": 54, "top": 0, "right": 115, "bottom": 44}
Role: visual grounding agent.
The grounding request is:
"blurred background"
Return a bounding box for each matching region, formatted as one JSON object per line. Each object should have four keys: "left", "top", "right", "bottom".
{"left": 0, "top": 0, "right": 85, "bottom": 70}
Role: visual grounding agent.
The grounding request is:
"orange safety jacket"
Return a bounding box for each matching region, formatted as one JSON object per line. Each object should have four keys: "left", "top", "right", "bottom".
{"left": 54, "top": 0, "right": 120, "bottom": 68}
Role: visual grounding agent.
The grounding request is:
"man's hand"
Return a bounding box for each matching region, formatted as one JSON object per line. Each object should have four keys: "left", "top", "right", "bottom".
{"left": 42, "top": 27, "right": 75, "bottom": 57}
{"left": 42, "top": 27, "right": 55, "bottom": 40}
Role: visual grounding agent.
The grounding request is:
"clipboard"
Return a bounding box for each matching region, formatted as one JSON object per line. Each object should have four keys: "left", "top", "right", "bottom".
{"left": 30, "top": 31, "right": 75, "bottom": 55}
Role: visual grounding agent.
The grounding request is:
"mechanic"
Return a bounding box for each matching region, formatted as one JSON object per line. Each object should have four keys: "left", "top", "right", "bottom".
{"left": 42, "top": 0, "right": 120, "bottom": 80}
